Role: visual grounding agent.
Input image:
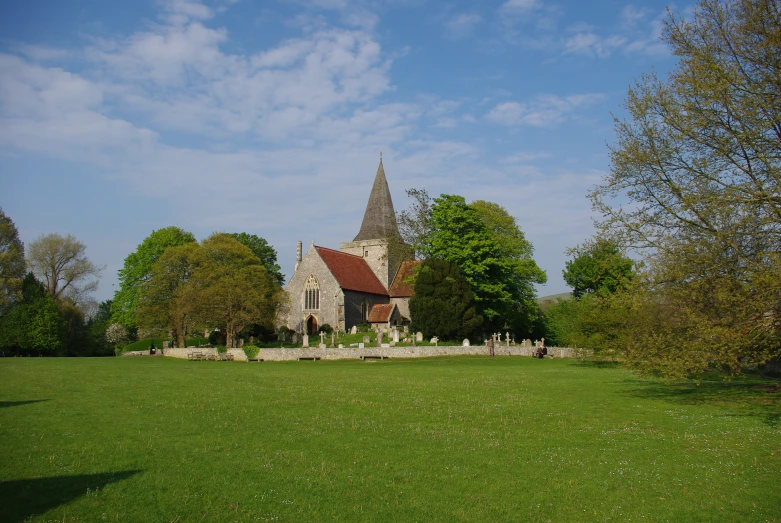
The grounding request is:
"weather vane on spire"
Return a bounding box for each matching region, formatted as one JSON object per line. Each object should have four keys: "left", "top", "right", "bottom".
{"left": 379, "top": 148, "right": 382, "bottom": 161}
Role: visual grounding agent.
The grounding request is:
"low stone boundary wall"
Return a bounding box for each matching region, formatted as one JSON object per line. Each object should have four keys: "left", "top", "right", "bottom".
{"left": 156, "top": 345, "right": 590, "bottom": 362}
{"left": 254, "top": 345, "right": 589, "bottom": 362}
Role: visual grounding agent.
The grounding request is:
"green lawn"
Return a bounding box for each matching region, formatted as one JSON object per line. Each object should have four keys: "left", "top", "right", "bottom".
{"left": 1, "top": 357, "right": 779, "bottom": 522}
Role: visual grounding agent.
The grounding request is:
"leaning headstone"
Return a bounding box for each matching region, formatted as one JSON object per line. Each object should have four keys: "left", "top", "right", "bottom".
{"left": 416, "top": 332, "right": 423, "bottom": 342}
{"left": 463, "top": 338, "right": 470, "bottom": 347}
{"left": 302, "top": 334, "right": 309, "bottom": 348}
{"left": 363, "top": 335, "right": 371, "bottom": 344}
{"left": 351, "top": 325, "right": 357, "bottom": 335}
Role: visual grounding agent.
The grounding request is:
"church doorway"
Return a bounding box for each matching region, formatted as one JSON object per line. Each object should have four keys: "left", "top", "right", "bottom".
{"left": 306, "top": 316, "right": 318, "bottom": 335}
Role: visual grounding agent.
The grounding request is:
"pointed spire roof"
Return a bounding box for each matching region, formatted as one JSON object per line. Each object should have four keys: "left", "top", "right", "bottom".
{"left": 354, "top": 158, "right": 400, "bottom": 241}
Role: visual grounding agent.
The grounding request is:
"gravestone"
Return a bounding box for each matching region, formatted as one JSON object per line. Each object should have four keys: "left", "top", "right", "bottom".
{"left": 390, "top": 341, "right": 395, "bottom": 347}
{"left": 338, "top": 344, "right": 344, "bottom": 348}
{"left": 377, "top": 331, "right": 383, "bottom": 347}
{"left": 331, "top": 333, "right": 335, "bottom": 348}
{"left": 463, "top": 338, "right": 470, "bottom": 347}
{"left": 381, "top": 343, "right": 390, "bottom": 348}
{"left": 358, "top": 342, "right": 365, "bottom": 349}
{"left": 430, "top": 336, "right": 439, "bottom": 345}
{"left": 393, "top": 329, "right": 399, "bottom": 343}
{"left": 506, "top": 332, "right": 510, "bottom": 346}
{"left": 351, "top": 325, "right": 357, "bottom": 335}
{"left": 291, "top": 332, "right": 298, "bottom": 344}
{"left": 239, "top": 339, "right": 244, "bottom": 348}
{"left": 302, "top": 334, "right": 309, "bottom": 348}
{"left": 363, "top": 335, "right": 371, "bottom": 344}
{"left": 416, "top": 332, "right": 423, "bottom": 342}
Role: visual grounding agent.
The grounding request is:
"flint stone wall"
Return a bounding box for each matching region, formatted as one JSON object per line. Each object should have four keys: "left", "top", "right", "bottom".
{"left": 250, "top": 345, "right": 591, "bottom": 361}
{"left": 159, "top": 347, "right": 248, "bottom": 361}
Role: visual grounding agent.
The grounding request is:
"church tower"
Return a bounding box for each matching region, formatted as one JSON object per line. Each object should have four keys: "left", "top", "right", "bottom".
{"left": 340, "top": 156, "right": 401, "bottom": 290}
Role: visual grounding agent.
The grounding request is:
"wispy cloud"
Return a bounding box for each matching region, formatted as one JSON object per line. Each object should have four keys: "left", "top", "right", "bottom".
{"left": 486, "top": 93, "right": 603, "bottom": 127}
{"left": 443, "top": 13, "right": 482, "bottom": 39}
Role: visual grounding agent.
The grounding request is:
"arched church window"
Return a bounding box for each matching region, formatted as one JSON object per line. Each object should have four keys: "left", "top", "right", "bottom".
{"left": 361, "top": 298, "right": 369, "bottom": 321}
{"left": 304, "top": 274, "right": 320, "bottom": 310}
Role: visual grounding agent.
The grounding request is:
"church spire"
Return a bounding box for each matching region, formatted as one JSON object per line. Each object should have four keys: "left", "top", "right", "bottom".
{"left": 353, "top": 155, "right": 399, "bottom": 241}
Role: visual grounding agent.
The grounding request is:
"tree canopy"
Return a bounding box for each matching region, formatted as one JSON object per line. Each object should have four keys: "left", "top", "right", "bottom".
{"left": 26, "top": 233, "right": 103, "bottom": 307}
{"left": 225, "top": 232, "right": 284, "bottom": 286}
{"left": 137, "top": 234, "right": 283, "bottom": 348}
{"left": 409, "top": 258, "right": 483, "bottom": 340}
{"left": 589, "top": 0, "right": 781, "bottom": 376}
{"left": 0, "top": 207, "right": 25, "bottom": 319}
{"left": 563, "top": 238, "right": 634, "bottom": 299}
{"left": 112, "top": 226, "right": 196, "bottom": 328}
{"left": 0, "top": 273, "right": 66, "bottom": 355}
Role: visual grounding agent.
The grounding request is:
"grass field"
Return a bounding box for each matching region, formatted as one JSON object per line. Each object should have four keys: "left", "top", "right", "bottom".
{"left": 1, "top": 356, "right": 779, "bottom": 522}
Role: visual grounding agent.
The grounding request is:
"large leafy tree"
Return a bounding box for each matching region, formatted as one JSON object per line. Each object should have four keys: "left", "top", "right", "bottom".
{"left": 409, "top": 258, "right": 482, "bottom": 340}
{"left": 225, "top": 232, "right": 285, "bottom": 286}
{"left": 201, "top": 234, "right": 281, "bottom": 349}
{"left": 137, "top": 243, "right": 209, "bottom": 348}
{"left": 591, "top": 0, "right": 781, "bottom": 375}
{"left": 429, "top": 194, "right": 516, "bottom": 326}
{"left": 0, "top": 207, "right": 25, "bottom": 319}
{"left": 472, "top": 200, "right": 547, "bottom": 331}
{"left": 397, "top": 188, "right": 433, "bottom": 260}
{"left": 26, "top": 233, "right": 103, "bottom": 307}
{"left": 112, "top": 227, "right": 196, "bottom": 328}
{"left": 563, "top": 238, "right": 634, "bottom": 299}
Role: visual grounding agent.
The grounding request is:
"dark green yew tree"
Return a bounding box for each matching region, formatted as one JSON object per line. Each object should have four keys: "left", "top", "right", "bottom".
{"left": 409, "top": 258, "right": 483, "bottom": 341}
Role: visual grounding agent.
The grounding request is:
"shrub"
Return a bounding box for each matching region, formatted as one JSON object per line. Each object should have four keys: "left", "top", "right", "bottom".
{"left": 243, "top": 345, "right": 260, "bottom": 360}
{"left": 318, "top": 324, "right": 333, "bottom": 334}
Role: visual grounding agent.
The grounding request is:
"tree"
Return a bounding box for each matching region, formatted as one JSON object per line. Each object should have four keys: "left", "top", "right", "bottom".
{"left": 201, "top": 234, "right": 281, "bottom": 349}
{"left": 137, "top": 243, "right": 210, "bottom": 348}
{"left": 105, "top": 323, "right": 129, "bottom": 353}
{"left": 0, "top": 273, "right": 65, "bottom": 355}
{"left": 85, "top": 300, "right": 115, "bottom": 356}
{"left": 563, "top": 238, "right": 634, "bottom": 299}
{"left": 0, "top": 207, "right": 25, "bottom": 318}
{"left": 429, "top": 194, "right": 516, "bottom": 325}
{"left": 590, "top": 0, "right": 781, "bottom": 375}
{"left": 397, "top": 188, "right": 433, "bottom": 260}
{"left": 225, "top": 232, "right": 285, "bottom": 286}
{"left": 409, "top": 258, "right": 483, "bottom": 340}
{"left": 26, "top": 233, "right": 103, "bottom": 306}
{"left": 112, "top": 227, "right": 196, "bottom": 329}
{"left": 472, "top": 200, "right": 547, "bottom": 332}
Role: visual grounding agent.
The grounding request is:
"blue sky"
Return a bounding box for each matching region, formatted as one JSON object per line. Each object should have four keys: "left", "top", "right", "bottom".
{"left": 0, "top": 0, "right": 681, "bottom": 303}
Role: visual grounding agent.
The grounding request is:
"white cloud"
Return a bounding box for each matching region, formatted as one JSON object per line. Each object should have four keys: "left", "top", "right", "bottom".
{"left": 563, "top": 33, "right": 627, "bottom": 58}
{"left": 444, "top": 13, "right": 482, "bottom": 39}
{"left": 486, "top": 93, "right": 603, "bottom": 127}
{"left": 500, "top": 0, "right": 538, "bottom": 12}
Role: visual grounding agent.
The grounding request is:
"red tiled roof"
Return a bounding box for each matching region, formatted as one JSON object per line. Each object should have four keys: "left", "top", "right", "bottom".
{"left": 389, "top": 260, "right": 423, "bottom": 297}
{"left": 315, "top": 246, "right": 388, "bottom": 295}
{"left": 368, "top": 303, "right": 396, "bottom": 323}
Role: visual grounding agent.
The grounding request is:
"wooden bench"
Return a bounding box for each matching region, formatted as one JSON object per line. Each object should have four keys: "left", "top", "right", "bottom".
{"left": 361, "top": 355, "right": 388, "bottom": 360}
{"left": 298, "top": 357, "right": 321, "bottom": 361}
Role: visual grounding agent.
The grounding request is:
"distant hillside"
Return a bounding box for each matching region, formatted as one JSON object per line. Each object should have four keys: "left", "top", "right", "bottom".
{"left": 537, "top": 292, "right": 573, "bottom": 312}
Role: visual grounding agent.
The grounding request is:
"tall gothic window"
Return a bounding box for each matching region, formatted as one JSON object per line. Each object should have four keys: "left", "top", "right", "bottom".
{"left": 304, "top": 274, "right": 320, "bottom": 310}
{"left": 361, "top": 298, "right": 369, "bottom": 321}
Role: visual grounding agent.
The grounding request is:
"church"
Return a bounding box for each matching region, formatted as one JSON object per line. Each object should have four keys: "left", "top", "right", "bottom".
{"left": 283, "top": 158, "right": 420, "bottom": 335}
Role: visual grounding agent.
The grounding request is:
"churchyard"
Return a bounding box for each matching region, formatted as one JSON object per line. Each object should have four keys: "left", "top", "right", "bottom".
{"left": 1, "top": 356, "right": 779, "bottom": 522}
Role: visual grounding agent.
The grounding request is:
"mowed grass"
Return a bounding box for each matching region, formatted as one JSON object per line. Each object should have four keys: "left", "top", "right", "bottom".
{"left": 1, "top": 357, "right": 779, "bottom": 522}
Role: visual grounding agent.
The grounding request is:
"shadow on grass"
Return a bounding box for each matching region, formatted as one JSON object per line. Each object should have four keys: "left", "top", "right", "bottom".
{"left": 0, "top": 470, "right": 141, "bottom": 522}
{"left": 570, "top": 359, "right": 623, "bottom": 369}
{"left": 622, "top": 377, "right": 781, "bottom": 428}
{"left": 0, "top": 399, "right": 49, "bottom": 409}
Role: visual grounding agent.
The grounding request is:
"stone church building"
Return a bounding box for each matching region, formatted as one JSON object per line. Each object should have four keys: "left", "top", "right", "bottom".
{"left": 284, "top": 159, "right": 420, "bottom": 334}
